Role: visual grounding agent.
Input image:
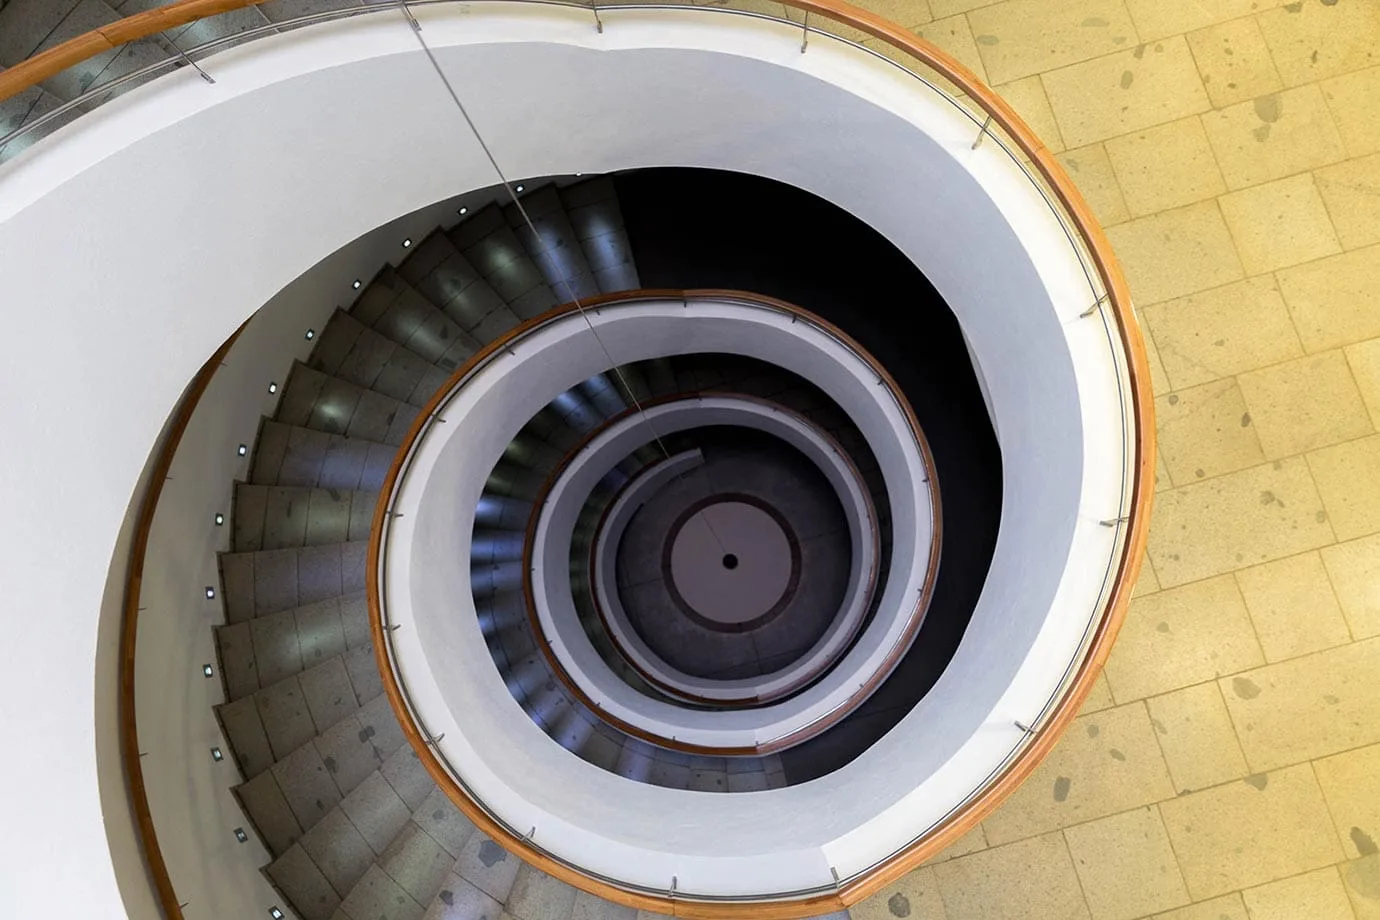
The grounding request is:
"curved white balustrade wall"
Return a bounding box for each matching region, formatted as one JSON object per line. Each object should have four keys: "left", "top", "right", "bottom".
{"left": 0, "top": 2, "right": 1135, "bottom": 913}
{"left": 531, "top": 393, "right": 887, "bottom": 733}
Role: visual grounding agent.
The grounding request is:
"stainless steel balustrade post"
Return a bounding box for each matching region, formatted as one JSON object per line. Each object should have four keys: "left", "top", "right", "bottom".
{"left": 173, "top": 46, "right": 215, "bottom": 84}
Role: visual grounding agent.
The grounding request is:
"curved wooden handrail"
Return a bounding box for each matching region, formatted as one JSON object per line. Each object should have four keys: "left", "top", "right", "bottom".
{"left": 121, "top": 323, "right": 246, "bottom": 920}
{"left": 18, "top": 0, "right": 1154, "bottom": 915}
{"left": 520, "top": 388, "right": 894, "bottom": 742}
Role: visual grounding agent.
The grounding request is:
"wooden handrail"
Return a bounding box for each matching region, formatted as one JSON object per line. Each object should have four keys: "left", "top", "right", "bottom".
{"left": 120, "top": 323, "right": 246, "bottom": 920}
{"left": 12, "top": 0, "right": 1155, "bottom": 915}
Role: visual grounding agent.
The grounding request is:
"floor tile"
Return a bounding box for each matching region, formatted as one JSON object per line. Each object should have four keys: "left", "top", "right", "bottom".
{"left": 1146, "top": 682, "right": 1249, "bottom": 794}
{"left": 1321, "top": 532, "right": 1380, "bottom": 639}
{"left": 1104, "top": 575, "right": 1263, "bottom": 701}
{"left": 852, "top": 0, "right": 933, "bottom": 28}
{"left": 1218, "top": 174, "right": 1342, "bottom": 274}
{"left": 1221, "top": 637, "right": 1380, "bottom": 772}
{"left": 1143, "top": 328, "right": 1174, "bottom": 394}
{"left": 1202, "top": 84, "right": 1347, "bottom": 191}
{"left": 1105, "top": 116, "right": 1226, "bottom": 217}
{"left": 1104, "top": 201, "right": 1244, "bottom": 306}
{"left": 1238, "top": 350, "right": 1372, "bottom": 458}
{"left": 926, "top": 0, "right": 994, "bottom": 15}
{"left": 1155, "top": 378, "right": 1265, "bottom": 486}
{"left": 1341, "top": 856, "right": 1380, "bottom": 920}
{"left": 1234, "top": 551, "right": 1351, "bottom": 662}
{"left": 1142, "top": 276, "right": 1304, "bottom": 390}
{"left": 922, "top": 824, "right": 989, "bottom": 865}
{"left": 982, "top": 702, "right": 1174, "bottom": 844}
{"left": 1308, "top": 434, "right": 1380, "bottom": 541}
{"left": 1155, "top": 448, "right": 1173, "bottom": 493}
{"left": 967, "top": 0, "right": 1138, "bottom": 86}
{"left": 1080, "top": 672, "right": 1117, "bottom": 713}
{"left": 1147, "top": 458, "right": 1332, "bottom": 587}
{"left": 1345, "top": 339, "right": 1380, "bottom": 428}
{"left": 1122, "top": 0, "right": 1287, "bottom": 43}
{"left": 1257, "top": 1, "right": 1380, "bottom": 87}
{"left": 1056, "top": 143, "right": 1130, "bottom": 226}
{"left": 1064, "top": 806, "right": 1189, "bottom": 920}
{"left": 931, "top": 831, "right": 1091, "bottom": 920}
{"left": 1242, "top": 866, "right": 1357, "bottom": 920}
{"left": 1315, "top": 743, "right": 1380, "bottom": 860}
{"left": 1185, "top": 16, "right": 1284, "bottom": 109}
{"left": 1278, "top": 243, "right": 1380, "bottom": 352}
{"left": 1159, "top": 763, "right": 1344, "bottom": 899}
{"left": 1148, "top": 894, "right": 1249, "bottom": 920}
{"left": 849, "top": 865, "right": 947, "bottom": 920}
{"left": 1044, "top": 36, "right": 1211, "bottom": 148}
{"left": 914, "top": 14, "right": 988, "bottom": 84}
{"left": 1132, "top": 555, "right": 1160, "bottom": 597}
{"left": 1323, "top": 66, "right": 1380, "bottom": 159}
{"left": 1316, "top": 154, "right": 1380, "bottom": 250}
{"left": 992, "top": 75, "right": 1065, "bottom": 152}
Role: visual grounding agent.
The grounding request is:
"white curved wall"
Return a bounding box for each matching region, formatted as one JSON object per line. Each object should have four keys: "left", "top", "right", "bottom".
{"left": 0, "top": 2, "right": 1127, "bottom": 913}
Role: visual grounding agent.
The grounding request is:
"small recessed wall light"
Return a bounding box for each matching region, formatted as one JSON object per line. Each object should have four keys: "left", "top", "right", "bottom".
{"left": 515, "top": 184, "right": 525, "bottom": 193}
{"left": 203, "top": 664, "right": 214, "bottom": 678}
{"left": 352, "top": 279, "right": 362, "bottom": 290}
{"left": 214, "top": 513, "right": 224, "bottom": 526}
{"left": 237, "top": 444, "right": 248, "bottom": 457}
{"left": 575, "top": 172, "right": 583, "bottom": 176}
{"left": 305, "top": 329, "right": 315, "bottom": 341}
{"left": 402, "top": 238, "right": 412, "bottom": 248}
{"left": 268, "top": 382, "right": 278, "bottom": 394}
{"left": 205, "top": 586, "right": 216, "bottom": 599}
{"left": 234, "top": 827, "right": 248, "bottom": 843}
{"left": 270, "top": 908, "right": 285, "bottom": 920}
{"left": 458, "top": 206, "right": 468, "bottom": 215}
{"left": 210, "top": 746, "right": 224, "bottom": 762}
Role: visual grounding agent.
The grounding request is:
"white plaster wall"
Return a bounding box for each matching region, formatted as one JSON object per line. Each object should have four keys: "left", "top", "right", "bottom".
{"left": 0, "top": 2, "right": 1127, "bottom": 913}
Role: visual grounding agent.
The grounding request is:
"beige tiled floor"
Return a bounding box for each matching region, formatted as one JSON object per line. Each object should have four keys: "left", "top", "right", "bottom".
{"left": 847, "top": 1, "right": 1380, "bottom": 918}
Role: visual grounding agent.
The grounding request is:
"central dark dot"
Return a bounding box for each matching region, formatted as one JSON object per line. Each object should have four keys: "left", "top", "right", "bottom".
{"left": 722, "top": 553, "right": 739, "bottom": 570}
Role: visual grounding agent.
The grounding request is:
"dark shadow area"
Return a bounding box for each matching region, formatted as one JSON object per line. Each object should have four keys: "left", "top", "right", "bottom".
{"left": 616, "top": 167, "right": 1003, "bottom": 782}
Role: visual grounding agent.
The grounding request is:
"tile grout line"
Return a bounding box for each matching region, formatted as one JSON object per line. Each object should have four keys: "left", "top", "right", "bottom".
{"left": 1055, "top": 826, "right": 1098, "bottom": 920}
{"left": 1144, "top": 411, "right": 1377, "bottom": 503}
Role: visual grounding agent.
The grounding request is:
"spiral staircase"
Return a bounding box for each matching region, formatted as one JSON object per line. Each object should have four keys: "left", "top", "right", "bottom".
{"left": 0, "top": 2, "right": 1153, "bottom": 919}
{"left": 212, "top": 172, "right": 969, "bottom": 918}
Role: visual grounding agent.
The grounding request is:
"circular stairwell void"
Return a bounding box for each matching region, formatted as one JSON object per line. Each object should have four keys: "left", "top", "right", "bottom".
{"left": 531, "top": 393, "right": 895, "bottom": 727}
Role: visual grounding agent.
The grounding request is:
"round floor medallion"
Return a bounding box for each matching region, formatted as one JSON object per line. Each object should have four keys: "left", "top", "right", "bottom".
{"left": 665, "top": 497, "right": 800, "bottom": 632}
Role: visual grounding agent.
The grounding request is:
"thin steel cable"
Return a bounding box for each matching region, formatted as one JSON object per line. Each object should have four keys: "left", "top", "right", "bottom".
{"left": 399, "top": 4, "right": 734, "bottom": 555}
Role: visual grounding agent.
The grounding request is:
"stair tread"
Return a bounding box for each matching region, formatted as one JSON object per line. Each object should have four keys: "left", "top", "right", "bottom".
{"left": 252, "top": 420, "right": 396, "bottom": 491}
{"left": 219, "top": 541, "right": 369, "bottom": 623}
{"left": 350, "top": 267, "right": 481, "bottom": 372}
{"left": 275, "top": 361, "right": 420, "bottom": 446}
{"left": 448, "top": 204, "right": 558, "bottom": 320}
{"left": 396, "top": 229, "right": 523, "bottom": 349}
{"left": 232, "top": 482, "right": 378, "bottom": 553}
{"left": 310, "top": 309, "right": 452, "bottom": 408}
